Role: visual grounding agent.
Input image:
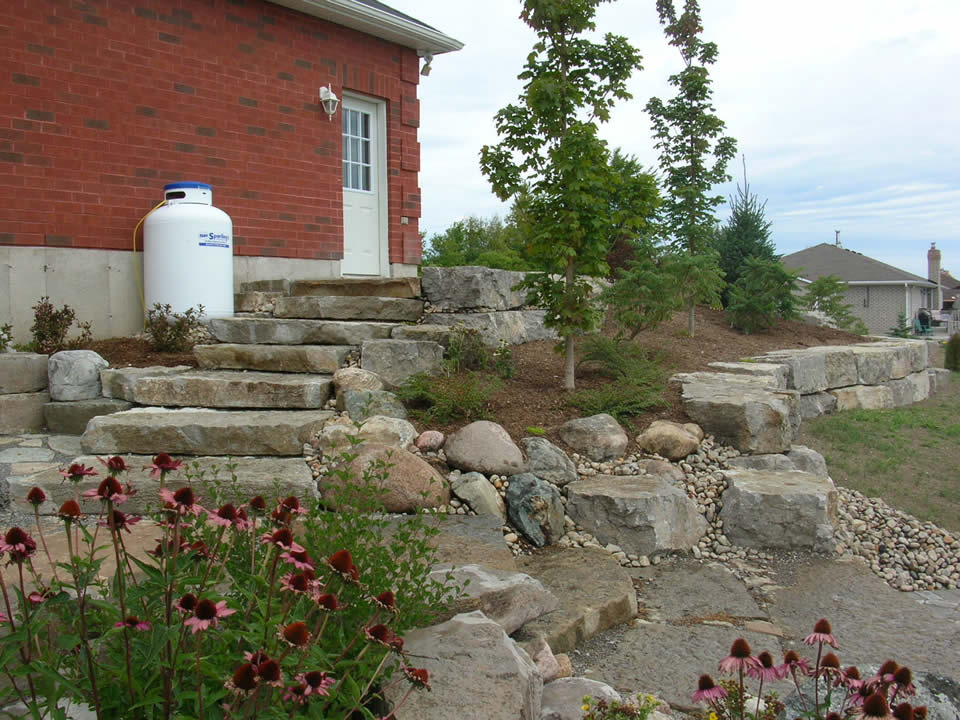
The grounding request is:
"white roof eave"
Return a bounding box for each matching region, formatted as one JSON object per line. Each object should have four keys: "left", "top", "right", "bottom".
{"left": 266, "top": 0, "right": 464, "bottom": 56}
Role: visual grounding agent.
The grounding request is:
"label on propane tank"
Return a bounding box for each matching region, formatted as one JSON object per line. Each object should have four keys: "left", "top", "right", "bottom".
{"left": 198, "top": 232, "right": 230, "bottom": 248}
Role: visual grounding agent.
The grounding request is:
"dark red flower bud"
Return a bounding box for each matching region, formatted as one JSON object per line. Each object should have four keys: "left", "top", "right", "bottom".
{"left": 813, "top": 618, "right": 832, "bottom": 634}
{"left": 232, "top": 663, "right": 258, "bottom": 692}
{"left": 257, "top": 659, "right": 281, "bottom": 684}
{"left": 248, "top": 495, "right": 266, "bottom": 511}
{"left": 892, "top": 702, "right": 914, "bottom": 720}
{"left": 58, "top": 499, "right": 82, "bottom": 520}
{"left": 282, "top": 621, "right": 309, "bottom": 646}
{"left": 26, "top": 487, "right": 46, "bottom": 506}
{"left": 863, "top": 693, "right": 890, "bottom": 718}
{"left": 173, "top": 487, "right": 195, "bottom": 506}
{"left": 822, "top": 653, "right": 840, "bottom": 669}
{"left": 698, "top": 674, "right": 717, "bottom": 691}
{"left": 893, "top": 666, "right": 912, "bottom": 686}
{"left": 729, "top": 638, "right": 752, "bottom": 658}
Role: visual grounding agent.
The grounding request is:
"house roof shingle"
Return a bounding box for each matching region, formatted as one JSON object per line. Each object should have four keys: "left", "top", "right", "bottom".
{"left": 782, "top": 243, "right": 935, "bottom": 286}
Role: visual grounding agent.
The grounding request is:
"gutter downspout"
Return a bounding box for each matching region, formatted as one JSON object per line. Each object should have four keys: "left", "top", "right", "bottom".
{"left": 904, "top": 282, "right": 910, "bottom": 321}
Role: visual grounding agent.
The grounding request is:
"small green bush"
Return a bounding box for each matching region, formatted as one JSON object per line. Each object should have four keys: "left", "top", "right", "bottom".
{"left": 946, "top": 331, "right": 960, "bottom": 372}
{"left": 0, "top": 322, "right": 12, "bottom": 352}
{"left": 146, "top": 302, "right": 205, "bottom": 352}
{"left": 29, "top": 296, "right": 92, "bottom": 354}
{"left": 444, "top": 323, "right": 489, "bottom": 373}
{"left": 726, "top": 257, "right": 799, "bottom": 334}
{"left": 888, "top": 312, "right": 912, "bottom": 338}
{"left": 396, "top": 371, "right": 502, "bottom": 424}
{"left": 491, "top": 339, "right": 514, "bottom": 379}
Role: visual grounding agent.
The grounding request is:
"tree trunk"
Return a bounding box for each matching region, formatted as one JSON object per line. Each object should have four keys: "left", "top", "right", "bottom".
{"left": 688, "top": 301, "right": 696, "bottom": 337}
{"left": 564, "top": 257, "right": 576, "bottom": 390}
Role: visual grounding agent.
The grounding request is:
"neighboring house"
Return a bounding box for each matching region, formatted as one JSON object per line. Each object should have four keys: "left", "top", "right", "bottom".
{"left": 783, "top": 243, "right": 938, "bottom": 335}
{"left": 0, "top": 0, "right": 461, "bottom": 342}
{"left": 940, "top": 270, "right": 960, "bottom": 311}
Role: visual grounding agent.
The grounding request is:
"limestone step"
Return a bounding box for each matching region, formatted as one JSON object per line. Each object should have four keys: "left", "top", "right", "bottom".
{"left": 81, "top": 407, "right": 333, "bottom": 456}
{"left": 131, "top": 370, "right": 332, "bottom": 409}
{"left": 194, "top": 343, "right": 352, "bottom": 373}
{"left": 290, "top": 277, "right": 420, "bottom": 298}
{"left": 209, "top": 317, "right": 397, "bottom": 345}
{"left": 272, "top": 295, "right": 423, "bottom": 322}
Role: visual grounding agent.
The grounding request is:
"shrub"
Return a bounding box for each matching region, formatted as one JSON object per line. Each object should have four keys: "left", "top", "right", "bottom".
{"left": 0, "top": 322, "right": 11, "bottom": 352}
{"left": 145, "top": 303, "right": 205, "bottom": 352}
{"left": 29, "top": 296, "right": 93, "bottom": 354}
{"left": 888, "top": 312, "right": 912, "bottom": 338}
{"left": 581, "top": 692, "right": 663, "bottom": 720}
{"left": 801, "top": 274, "right": 859, "bottom": 330}
{"left": 396, "top": 371, "right": 502, "bottom": 425}
{"left": 491, "top": 339, "right": 514, "bottom": 379}
{"left": 726, "top": 258, "right": 799, "bottom": 334}
{"left": 0, "top": 451, "right": 454, "bottom": 719}
{"left": 946, "top": 331, "right": 960, "bottom": 372}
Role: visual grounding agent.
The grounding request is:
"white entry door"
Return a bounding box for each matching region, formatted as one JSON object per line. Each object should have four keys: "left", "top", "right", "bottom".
{"left": 341, "top": 95, "right": 386, "bottom": 276}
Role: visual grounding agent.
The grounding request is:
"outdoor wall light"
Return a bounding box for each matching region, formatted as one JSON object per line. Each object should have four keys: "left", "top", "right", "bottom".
{"left": 320, "top": 84, "right": 339, "bottom": 120}
{"left": 420, "top": 53, "right": 433, "bottom": 76}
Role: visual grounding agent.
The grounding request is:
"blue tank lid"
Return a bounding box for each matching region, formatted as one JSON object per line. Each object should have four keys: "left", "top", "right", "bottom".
{"left": 164, "top": 182, "right": 212, "bottom": 191}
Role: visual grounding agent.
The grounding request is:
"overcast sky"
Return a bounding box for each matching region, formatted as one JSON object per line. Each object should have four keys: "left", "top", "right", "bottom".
{"left": 394, "top": 0, "right": 959, "bottom": 280}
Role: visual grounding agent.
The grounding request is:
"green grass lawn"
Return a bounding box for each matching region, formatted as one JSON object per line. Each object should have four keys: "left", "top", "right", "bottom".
{"left": 794, "top": 374, "right": 960, "bottom": 533}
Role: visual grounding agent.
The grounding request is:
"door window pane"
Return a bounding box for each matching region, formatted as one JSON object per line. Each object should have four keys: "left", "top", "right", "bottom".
{"left": 342, "top": 107, "right": 373, "bottom": 192}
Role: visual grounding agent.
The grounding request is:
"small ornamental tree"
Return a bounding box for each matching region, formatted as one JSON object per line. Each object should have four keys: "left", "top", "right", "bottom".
{"left": 801, "top": 274, "right": 858, "bottom": 329}
{"left": 480, "top": 0, "right": 643, "bottom": 390}
{"left": 646, "top": 0, "right": 737, "bottom": 337}
{"left": 727, "top": 257, "right": 799, "bottom": 334}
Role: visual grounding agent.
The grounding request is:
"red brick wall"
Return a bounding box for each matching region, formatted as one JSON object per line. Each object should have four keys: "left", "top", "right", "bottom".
{"left": 0, "top": 0, "right": 422, "bottom": 264}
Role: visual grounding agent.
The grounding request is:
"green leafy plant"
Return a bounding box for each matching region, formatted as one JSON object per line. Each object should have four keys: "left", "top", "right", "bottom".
{"left": 581, "top": 692, "right": 663, "bottom": 720}
{"left": 602, "top": 245, "right": 683, "bottom": 340}
{"left": 145, "top": 303, "right": 205, "bottom": 352}
{"left": 945, "top": 331, "right": 960, "bottom": 372}
{"left": 396, "top": 371, "right": 502, "bottom": 425}
{"left": 444, "top": 323, "right": 489, "bottom": 374}
{"left": 888, "top": 312, "right": 912, "bottom": 338}
{"left": 491, "top": 339, "right": 515, "bottom": 379}
{"left": 525, "top": 426, "right": 547, "bottom": 436}
{"left": 726, "top": 258, "right": 799, "bottom": 334}
{"left": 0, "top": 452, "right": 451, "bottom": 719}
{"left": 801, "top": 275, "right": 861, "bottom": 331}
{"left": 29, "top": 296, "right": 93, "bottom": 354}
{"left": 0, "top": 322, "right": 12, "bottom": 352}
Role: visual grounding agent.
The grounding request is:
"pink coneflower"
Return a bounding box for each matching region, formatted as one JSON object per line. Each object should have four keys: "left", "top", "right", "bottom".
{"left": 0, "top": 612, "right": 8, "bottom": 623}
{"left": 373, "top": 590, "right": 397, "bottom": 613}
{"left": 283, "top": 683, "right": 309, "bottom": 706}
{"left": 297, "top": 670, "right": 334, "bottom": 697}
{"left": 692, "top": 674, "right": 727, "bottom": 704}
{"left": 248, "top": 495, "right": 267, "bottom": 513}
{"left": 279, "top": 496, "right": 307, "bottom": 516}
{"left": 820, "top": 652, "right": 842, "bottom": 678}
{"left": 280, "top": 572, "right": 311, "bottom": 595}
{"left": 804, "top": 618, "right": 839, "bottom": 649}
{"left": 0, "top": 527, "right": 37, "bottom": 564}
{"left": 841, "top": 666, "right": 865, "bottom": 691}
{"left": 280, "top": 621, "right": 310, "bottom": 647}
{"left": 326, "top": 549, "right": 360, "bottom": 584}
{"left": 115, "top": 615, "right": 151, "bottom": 631}
{"left": 779, "top": 649, "right": 813, "bottom": 680}
{"left": 747, "top": 650, "right": 781, "bottom": 682}
{"left": 233, "top": 506, "right": 252, "bottom": 530}
{"left": 59, "top": 463, "right": 97, "bottom": 482}
{"left": 225, "top": 663, "right": 258, "bottom": 696}
{"left": 99, "top": 509, "right": 140, "bottom": 533}
{"left": 207, "top": 502, "right": 239, "bottom": 528}
{"left": 256, "top": 659, "right": 283, "bottom": 687}
{"left": 28, "top": 588, "right": 51, "bottom": 605}
{"left": 26, "top": 487, "right": 46, "bottom": 507}
{"left": 83, "top": 476, "right": 129, "bottom": 505}
{"left": 146, "top": 453, "right": 184, "bottom": 479}
{"left": 243, "top": 650, "right": 270, "bottom": 666}
{"left": 859, "top": 692, "right": 893, "bottom": 719}
{"left": 402, "top": 665, "right": 430, "bottom": 690}
{"left": 175, "top": 593, "right": 198, "bottom": 614}
{"left": 718, "top": 638, "right": 759, "bottom": 675}
{"left": 159, "top": 486, "right": 203, "bottom": 515}
{"left": 271, "top": 507, "right": 292, "bottom": 527}
{"left": 892, "top": 703, "right": 915, "bottom": 720}
{"left": 365, "top": 624, "right": 403, "bottom": 653}
{"left": 869, "top": 660, "right": 899, "bottom": 690}
{"left": 98, "top": 456, "right": 128, "bottom": 474}
{"left": 891, "top": 666, "right": 915, "bottom": 699}
{"left": 280, "top": 547, "right": 314, "bottom": 571}
{"left": 184, "top": 598, "right": 235, "bottom": 634}
{"left": 315, "top": 593, "right": 343, "bottom": 612}
{"left": 260, "top": 527, "right": 304, "bottom": 553}
{"left": 57, "top": 500, "right": 82, "bottom": 523}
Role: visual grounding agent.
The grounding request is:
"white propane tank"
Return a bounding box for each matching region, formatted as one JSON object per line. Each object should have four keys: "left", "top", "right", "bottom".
{"left": 144, "top": 182, "right": 234, "bottom": 318}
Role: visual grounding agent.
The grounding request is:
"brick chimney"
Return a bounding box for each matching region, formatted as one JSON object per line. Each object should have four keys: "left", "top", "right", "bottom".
{"left": 928, "top": 242, "right": 942, "bottom": 309}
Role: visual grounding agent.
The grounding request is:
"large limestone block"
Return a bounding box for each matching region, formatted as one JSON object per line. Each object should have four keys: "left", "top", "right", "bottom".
{"left": 506, "top": 473, "right": 565, "bottom": 548}
{"left": 0, "top": 391, "right": 49, "bottom": 433}
{"left": 272, "top": 295, "right": 424, "bottom": 322}
{"left": 360, "top": 339, "right": 443, "bottom": 387}
{"left": 681, "top": 379, "right": 795, "bottom": 454}
{"left": 444, "top": 421, "right": 526, "bottom": 475}
{"left": 558, "top": 414, "right": 628, "bottom": 462}
{"left": 390, "top": 324, "right": 451, "bottom": 346}
{"left": 209, "top": 317, "right": 396, "bottom": 345}
{"left": 194, "top": 344, "right": 351, "bottom": 374}
{"left": 100, "top": 366, "right": 191, "bottom": 401}
{"left": 797, "top": 391, "right": 838, "bottom": 420}
{"left": 14, "top": 455, "right": 317, "bottom": 514}
{"left": 862, "top": 341, "right": 911, "bottom": 379}
{"left": 727, "top": 454, "right": 797, "bottom": 472}
{"left": 903, "top": 339, "right": 929, "bottom": 372}
{"left": 338, "top": 389, "right": 407, "bottom": 420}
{"left": 48, "top": 350, "right": 108, "bottom": 401}
{"left": 829, "top": 384, "right": 894, "bottom": 411}
{"left": 333, "top": 366, "right": 385, "bottom": 398}
{"left": 421, "top": 266, "right": 528, "bottom": 311}
{"left": 907, "top": 369, "right": 930, "bottom": 402}
{"left": 0, "top": 353, "right": 48, "bottom": 394}
{"left": 429, "top": 564, "right": 559, "bottom": 634}
{"left": 81, "top": 408, "right": 332, "bottom": 456}
{"left": 541, "top": 679, "right": 622, "bottom": 720}
{"left": 44, "top": 398, "right": 132, "bottom": 435}
{"left": 565, "top": 475, "right": 707, "bottom": 556}
{"left": 719, "top": 469, "right": 837, "bottom": 552}
{"left": 636, "top": 420, "right": 700, "bottom": 461}
{"left": 928, "top": 367, "right": 952, "bottom": 394}
{"left": 786, "top": 445, "right": 829, "bottom": 476}
{"left": 850, "top": 346, "right": 895, "bottom": 385}
{"left": 883, "top": 376, "right": 916, "bottom": 406}
{"left": 707, "top": 361, "right": 788, "bottom": 389}
{"left": 763, "top": 347, "right": 856, "bottom": 393}
{"left": 289, "top": 276, "right": 420, "bottom": 298}
{"left": 421, "top": 310, "right": 557, "bottom": 346}
{"left": 322, "top": 443, "right": 448, "bottom": 512}
{"left": 133, "top": 370, "right": 332, "bottom": 409}
{"left": 451, "top": 471, "right": 506, "bottom": 519}
{"left": 520, "top": 437, "right": 577, "bottom": 487}
{"left": 812, "top": 347, "right": 858, "bottom": 388}
{"left": 383, "top": 611, "right": 541, "bottom": 720}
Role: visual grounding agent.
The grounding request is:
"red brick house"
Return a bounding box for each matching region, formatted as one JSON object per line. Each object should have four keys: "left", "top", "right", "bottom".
{"left": 0, "top": 0, "right": 461, "bottom": 341}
